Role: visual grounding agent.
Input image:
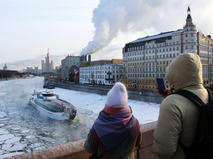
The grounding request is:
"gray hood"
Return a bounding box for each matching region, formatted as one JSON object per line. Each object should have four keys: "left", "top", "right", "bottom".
{"left": 166, "top": 53, "right": 203, "bottom": 92}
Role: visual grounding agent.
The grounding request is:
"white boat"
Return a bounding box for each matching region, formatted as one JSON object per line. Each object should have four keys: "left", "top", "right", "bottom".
{"left": 29, "top": 90, "right": 77, "bottom": 120}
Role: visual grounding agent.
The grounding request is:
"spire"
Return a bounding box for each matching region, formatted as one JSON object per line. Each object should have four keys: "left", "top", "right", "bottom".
{"left": 187, "top": 5, "right": 190, "bottom": 12}
{"left": 187, "top": 5, "right": 191, "bottom": 20}
{"left": 47, "top": 48, "right": 49, "bottom": 57}
{"left": 184, "top": 5, "right": 195, "bottom": 29}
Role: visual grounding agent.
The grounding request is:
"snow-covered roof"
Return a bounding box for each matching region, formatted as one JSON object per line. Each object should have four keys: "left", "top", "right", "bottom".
{"left": 129, "top": 29, "right": 184, "bottom": 44}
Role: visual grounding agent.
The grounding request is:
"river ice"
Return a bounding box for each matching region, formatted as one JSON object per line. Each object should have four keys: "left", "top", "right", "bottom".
{"left": 0, "top": 77, "right": 160, "bottom": 158}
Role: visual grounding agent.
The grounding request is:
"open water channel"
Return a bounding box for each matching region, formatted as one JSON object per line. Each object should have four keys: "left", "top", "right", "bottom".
{"left": 0, "top": 77, "right": 98, "bottom": 158}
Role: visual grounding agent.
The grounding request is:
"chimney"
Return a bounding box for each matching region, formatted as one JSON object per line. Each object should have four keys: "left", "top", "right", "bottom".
{"left": 80, "top": 55, "right": 85, "bottom": 61}
{"left": 88, "top": 55, "right": 91, "bottom": 62}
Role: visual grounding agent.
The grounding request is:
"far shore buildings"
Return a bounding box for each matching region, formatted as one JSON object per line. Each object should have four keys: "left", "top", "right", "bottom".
{"left": 42, "top": 51, "right": 54, "bottom": 74}
{"left": 41, "top": 50, "right": 58, "bottom": 75}
{"left": 3, "top": 64, "right": 8, "bottom": 70}
{"left": 122, "top": 6, "right": 213, "bottom": 88}
{"left": 58, "top": 55, "right": 80, "bottom": 82}
{"left": 23, "top": 67, "right": 41, "bottom": 75}
{"left": 79, "top": 59, "right": 123, "bottom": 85}
{"left": 1, "top": 64, "right": 24, "bottom": 79}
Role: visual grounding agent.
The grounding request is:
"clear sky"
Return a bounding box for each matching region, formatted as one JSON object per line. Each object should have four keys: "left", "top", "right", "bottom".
{"left": 1, "top": 0, "right": 213, "bottom": 70}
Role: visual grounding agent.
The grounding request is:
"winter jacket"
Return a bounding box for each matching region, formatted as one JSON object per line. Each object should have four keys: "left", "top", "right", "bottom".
{"left": 84, "top": 129, "right": 142, "bottom": 159}
{"left": 152, "top": 53, "right": 209, "bottom": 159}
{"left": 84, "top": 106, "right": 142, "bottom": 159}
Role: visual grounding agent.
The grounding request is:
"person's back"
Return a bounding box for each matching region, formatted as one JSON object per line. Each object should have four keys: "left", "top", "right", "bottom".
{"left": 84, "top": 82, "right": 142, "bottom": 159}
{"left": 152, "top": 53, "right": 209, "bottom": 158}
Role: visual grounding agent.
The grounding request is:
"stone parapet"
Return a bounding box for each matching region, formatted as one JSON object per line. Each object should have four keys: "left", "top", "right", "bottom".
{"left": 7, "top": 121, "right": 158, "bottom": 159}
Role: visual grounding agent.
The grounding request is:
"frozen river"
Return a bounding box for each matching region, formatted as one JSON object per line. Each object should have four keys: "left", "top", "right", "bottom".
{"left": 0, "top": 77, "right": 160, "bottom": 158}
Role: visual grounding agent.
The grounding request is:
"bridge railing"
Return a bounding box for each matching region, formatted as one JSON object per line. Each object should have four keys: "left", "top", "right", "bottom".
{"left": 7, "top": 121, "right": 158, "bottom": 159}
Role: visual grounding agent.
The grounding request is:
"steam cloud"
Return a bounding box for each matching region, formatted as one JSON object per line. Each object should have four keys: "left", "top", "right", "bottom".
{"left": 80, "top": 0, "right": 171, "bottom": 56}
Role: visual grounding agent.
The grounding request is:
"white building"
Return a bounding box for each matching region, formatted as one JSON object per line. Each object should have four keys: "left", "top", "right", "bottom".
{"left": 42, "top": 50, "right": 54, "bottom": 74}
{"left": 79, "top": 59, "right": 123, "bottom": 85}
{"left": 122, "top": 6, "right": 213, "bottom": 88}
{"left": 23, "top": 67, "right": 42, "bottom": 75}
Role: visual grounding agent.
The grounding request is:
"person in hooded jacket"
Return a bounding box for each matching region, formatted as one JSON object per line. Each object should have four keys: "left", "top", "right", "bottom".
{"left": 152, "top": 53, "right": 209, "bottom": 158}
{"left": 84, "top": 82, "right": 142, "bottom": 159}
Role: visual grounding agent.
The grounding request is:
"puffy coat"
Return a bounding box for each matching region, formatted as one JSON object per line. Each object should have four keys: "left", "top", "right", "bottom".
{"left": 152, "top": 53, "right": 209, "bottom": 159}
{"left": 84, "top": 129, "right": 142, "bottom": 159}
{"left": 84, "top": 106, "right": 142, "bottom": 159}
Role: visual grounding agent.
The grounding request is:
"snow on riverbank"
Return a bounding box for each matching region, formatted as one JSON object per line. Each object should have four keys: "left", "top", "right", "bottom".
{"left": 53, "top": 87, "right": 160, "bottom": 125}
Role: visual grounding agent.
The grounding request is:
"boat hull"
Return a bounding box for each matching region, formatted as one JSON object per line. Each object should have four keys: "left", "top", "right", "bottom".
{"left": 29, "top": 99, "right": 70, "bottom": 120}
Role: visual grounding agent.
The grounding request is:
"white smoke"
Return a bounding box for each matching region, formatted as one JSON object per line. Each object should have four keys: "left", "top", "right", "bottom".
{"left": 80, "top": 0, "right": 175, "bottom": 56}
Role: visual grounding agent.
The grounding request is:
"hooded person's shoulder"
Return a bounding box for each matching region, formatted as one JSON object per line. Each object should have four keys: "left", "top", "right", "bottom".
{"left": 160, "top": 94, "right": 188, "bottom": 112}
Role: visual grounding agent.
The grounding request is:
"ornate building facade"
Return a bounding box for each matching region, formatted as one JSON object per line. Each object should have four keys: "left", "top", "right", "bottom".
{"left": 122, "top": 7, "right": 213, "bottom": 88}
{"left": 42, "top": 50, "right": 54, "bottom": 74}
{"left": 79, "top": 59, "right": 123, "bottom": 85}
{"left": 59, "top": 55, "right": 80, "bottom": 82}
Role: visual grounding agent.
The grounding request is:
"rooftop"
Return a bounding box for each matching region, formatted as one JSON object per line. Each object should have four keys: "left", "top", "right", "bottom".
{"left": 129, "top": 29, "right": 184, "bottom": 44}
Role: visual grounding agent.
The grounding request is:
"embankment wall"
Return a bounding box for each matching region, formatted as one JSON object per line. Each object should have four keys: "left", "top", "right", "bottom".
{"left": 55, "top": 83, "right": 163, "bottom": 104}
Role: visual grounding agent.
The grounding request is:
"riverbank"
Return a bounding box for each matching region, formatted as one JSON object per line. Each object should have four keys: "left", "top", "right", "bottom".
{"left": 55, "top": 83, "right": 163, "bottom": 103}
{"left": 0, "top": 77, "right": 23, "bottom": 82}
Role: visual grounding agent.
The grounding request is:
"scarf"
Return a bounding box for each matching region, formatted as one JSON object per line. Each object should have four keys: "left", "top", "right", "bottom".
{"left": 88, "top": 105, "right": 140, "bottom": 156}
